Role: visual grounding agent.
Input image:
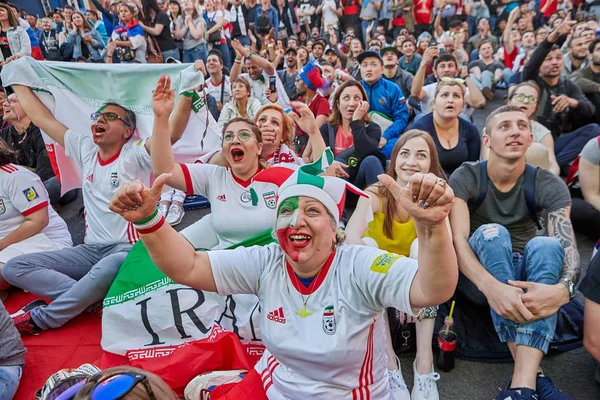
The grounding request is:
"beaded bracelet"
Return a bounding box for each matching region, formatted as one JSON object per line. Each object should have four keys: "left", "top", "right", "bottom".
{"left": 134, "top": 208, "right": 165, "bottom": 234}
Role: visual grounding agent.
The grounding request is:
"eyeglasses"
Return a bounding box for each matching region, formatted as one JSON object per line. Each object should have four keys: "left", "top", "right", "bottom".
{"left": 512, "top": 93, "right": 537, "bottom": 104}
{"left": 440, "top": 77, "right": 465, "bottom": 85}
{"left": 90, "top": 112, "right": 130, "bottom": 126}
{"left": 49, "top": 371, "right": 156, "bottom": 400}
{"left": 222, "top": 131, "right": 254, "bottom": 143}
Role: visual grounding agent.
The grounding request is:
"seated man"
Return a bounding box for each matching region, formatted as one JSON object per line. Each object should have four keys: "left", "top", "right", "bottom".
{"left": 0, "top": 93, "right": 78, "bottom": 206}
{"left": 522, "top": 18, "right": 599, "bottom": 170}
{"left": 581, "top": 251, "right": 600, "bottom": 364}
{"left": 572, "top": 38, "right": 600, "bottom": 126}
{"left": 1, "top": 80, "right": 154, "bottom": 335}
{"left": 450, "top": 105, "right": 579, "bottom": 400}
{"left": 468, "top": 39, "right": 505, "bottom": 100}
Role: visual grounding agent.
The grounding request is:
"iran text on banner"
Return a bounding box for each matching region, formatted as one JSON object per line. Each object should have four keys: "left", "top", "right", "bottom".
{"left": 100, "top": 230, "right": 276, "bottom": 395}
{"left": 0, "top": 57, "right": 221, "bottom": 194}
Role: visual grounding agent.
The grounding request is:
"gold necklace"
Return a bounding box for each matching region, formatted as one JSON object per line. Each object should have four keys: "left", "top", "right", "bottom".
{"left": 291, "top": 266, "right": 325, "bottom": 318}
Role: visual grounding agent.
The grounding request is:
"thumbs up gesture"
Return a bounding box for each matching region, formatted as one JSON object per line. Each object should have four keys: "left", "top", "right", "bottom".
{"left": 109, "top": 173, "right": 172, "bottom": 222}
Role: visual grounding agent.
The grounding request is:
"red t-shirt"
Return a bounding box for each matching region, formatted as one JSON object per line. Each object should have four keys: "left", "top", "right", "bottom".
{"left": 503, "top": 44, "right": 518, "bottom": 70}
{"left": 334, "top": 126, "right": 354, "bottom": 155}
{"left": 343, "top": 0, "right": 360, "bottom": 16}
{"left": 540, "top": 0, "right": 557, "bottom": 18}
{"left": 296, "top": 94, "right": 331, "bottom": 137}
{"left": 414, "top": 0, "right": 434, "bottom": 25}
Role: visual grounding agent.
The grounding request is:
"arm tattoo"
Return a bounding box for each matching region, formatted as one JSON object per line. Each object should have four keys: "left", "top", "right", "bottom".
{"left": 548, "top": 207, "right": 580, "bottom": 283}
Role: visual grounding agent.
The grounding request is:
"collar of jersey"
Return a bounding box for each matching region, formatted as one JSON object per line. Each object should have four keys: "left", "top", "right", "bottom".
{"left": 97, "top": 150, "right": 121, "bottom": 166}
{"left": 286, "top": 250, "right": 336, "bottom": 296}
{"left": 227, "top": 165, "right": 262, "bottom": 188}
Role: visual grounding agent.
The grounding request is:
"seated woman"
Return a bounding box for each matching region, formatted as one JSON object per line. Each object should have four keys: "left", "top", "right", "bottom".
{"left": 217, "top": 77, "right": 262, "bottom": 130}
{"left": 0, "top": 300, "right": 24, "bottom": 399}
{"left": 110, "top": 150, "right": 457, "bottom": 400}
{"left": 346, "top": 130, "right": 446, "bottom": 400}
{"left": 481, "top": 81, "right": 560, "bottom": 176}
{"left": 567, "top": 136, "right": 600, "bottom": 241}
{"left": 410, "top": 79, "right": 481, "bottom": 176}
{"left": 108, "top": 3, "right": 147, "bottom": 64}
{"left": 319, "top": 80, "right": 385, "bottom": 189}
{"left": 66, "top": 11, "right": 105, "bottom": 63}
{"left": 0, "top": 140, "right": 72, "bottom": 293}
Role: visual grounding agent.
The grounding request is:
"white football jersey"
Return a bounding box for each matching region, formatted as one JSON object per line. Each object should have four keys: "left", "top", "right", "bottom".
{"left": 0, "top": 164, "right": 72, "bottom": 246}
{"left": 179, "top": 164, "right": 282, "bottom": 249}
{"left": 64, "top": 130, "right": 152, "bottom": 245}
{"left": 197, "top": 143, "right": 304, "bottom": 166}
{"left": 206, "top": 76, "right": 232, "bottom": 105}
{"left": 208, "top": 243, "right": 419, "bottom": 399}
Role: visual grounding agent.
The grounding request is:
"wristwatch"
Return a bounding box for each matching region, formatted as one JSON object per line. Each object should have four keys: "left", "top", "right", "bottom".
{"left": 559, "top": 278, "right": 575, "bottom": 300}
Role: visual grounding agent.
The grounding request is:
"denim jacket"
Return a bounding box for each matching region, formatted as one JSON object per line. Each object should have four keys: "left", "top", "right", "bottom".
{"left": 0, "top": 26, "right": 31, "bottom": 62}
{"left": 66, "top": 29, "right": 105, "bottom": 61}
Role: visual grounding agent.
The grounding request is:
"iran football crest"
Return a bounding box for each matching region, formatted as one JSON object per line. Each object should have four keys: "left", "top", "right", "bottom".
{"left": 322, "top": 305, "right": 336, "bottom": 335}
{"left": 263, "top": 191, "right": 276, "bottom": 209}
{"left": 0, "top": 199, "right": 5, "bottom": 214}
{"left": 110, "top": 172, "right": 119, "bottom": 188}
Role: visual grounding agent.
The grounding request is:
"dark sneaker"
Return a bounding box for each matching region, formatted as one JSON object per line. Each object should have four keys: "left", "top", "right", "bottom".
{"left": 536, "top": 374, "right": 572, "bottom": 400}
{"left": 12, "top": 310, "right": 41, "bottom": 335}
{"left": 497, "top": 380, "right": 539, "bottom": 400}
{"left": 10, "top": 299, "right": 48, "bottom": 318}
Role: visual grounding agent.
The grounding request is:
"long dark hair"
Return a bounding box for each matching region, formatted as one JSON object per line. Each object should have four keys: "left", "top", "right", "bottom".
{"left": 0, "top": 4, "right": 19, "bottom": 29}
{"left": 0, "top": 138, "right": 19, "bottom": 166}
{"left": 377, "top": 130, "right": 445, "bottom": 239}
{"left": 141, "top": 0, "right": 161, "bottom": 24}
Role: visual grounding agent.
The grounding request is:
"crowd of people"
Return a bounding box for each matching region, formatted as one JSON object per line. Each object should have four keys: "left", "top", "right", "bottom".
{"left": 0, "top": 0, "right": 598, "bottom": 399}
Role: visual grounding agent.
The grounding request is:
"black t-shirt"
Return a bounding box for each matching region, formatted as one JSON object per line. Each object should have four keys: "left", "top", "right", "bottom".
{"left": 0, "top": 123, "right": 55, "bottom": 182}
{"left": 468, "top": 59, "right": 504, "bottom": 73}
{"left": 80, "top": 37, "right": 90, "bottom": 60}
{"left": 151, "top": 11, "right": 176, "bottom": 52}
{"left": 0, "top": 30, "right": 12, "bottom": 60}
{"left": 40, "top": 29, "right": 60, "bottom": 61}
{"left": 580, "top": 252, "right": 600, "bottom": 303}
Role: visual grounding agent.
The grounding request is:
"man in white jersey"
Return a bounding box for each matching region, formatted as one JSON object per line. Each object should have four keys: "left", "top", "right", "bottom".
{"left": 203, "top": 50, "right": 232, "bottom": 119}
{"left": 1, "top": 83, "right": 154, "bottom": 335}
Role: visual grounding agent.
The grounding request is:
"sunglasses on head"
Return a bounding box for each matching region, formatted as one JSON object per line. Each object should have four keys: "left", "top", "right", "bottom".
{"left": 90, "top": 112, "right": 130, "bottom": 126}
{"left": 48, "top": 371, "right": 156, "bottom": 400}
{"left": 439, "top": 77, "right": 465, "bottom": 85}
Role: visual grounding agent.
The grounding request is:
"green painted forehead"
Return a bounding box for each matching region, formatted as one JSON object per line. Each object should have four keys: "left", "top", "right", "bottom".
{"left": 277, "top": 196, "right": 299, "bottom": 216}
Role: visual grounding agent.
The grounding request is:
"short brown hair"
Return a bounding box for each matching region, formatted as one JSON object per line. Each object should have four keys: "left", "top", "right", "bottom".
{"left": 231, "top": 76, "right": 251, "bottom": 96}
{"left": 484, "top": 104, "right": 528, "bottom": 137}
{"left": 477, "top": 38, "right": 491, "bottom": 51}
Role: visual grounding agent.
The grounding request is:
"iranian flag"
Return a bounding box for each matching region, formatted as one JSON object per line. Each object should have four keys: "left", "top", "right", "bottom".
{"left": 0, "top": 57, "right": 221, "bottom": 194}
{"left": 100, "top": 231, "right": 275, "bottom": 395}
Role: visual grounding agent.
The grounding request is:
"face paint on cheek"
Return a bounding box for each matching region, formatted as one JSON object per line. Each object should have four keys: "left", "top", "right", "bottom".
{"left": 276, "top": 197, "right": 301, "bottom": 262}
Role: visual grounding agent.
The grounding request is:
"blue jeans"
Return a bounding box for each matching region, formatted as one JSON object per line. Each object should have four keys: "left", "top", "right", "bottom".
{"left": 2, "top": 243, "right": 131, "bottom": 330}
{"left": 162, "top": 48, "right": 180, "bottom": 63}
{"left": 183, "top": 43, "right": 208, "bottom": 63}
{"left": 554, "top": 123, "right": 600, "bottom": 168}
{"left": 469, "top": 70, "right": 494, "bottom": 90}
{"left": 353, "top": 155, "right": 384, "bottom": 189}
{"left": 469, "top": 224, "right": 564, "bottom": 354}
{"left": 43, "top": 177, "right": 79, "bottom": 206}
{"left": 0, "top": 365, "right": 22, "bottom": 400}
{"left": 361, "top": 19, "right": 377, "bottom": 47}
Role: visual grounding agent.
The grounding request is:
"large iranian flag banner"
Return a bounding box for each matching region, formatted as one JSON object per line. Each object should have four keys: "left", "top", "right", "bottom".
{"left": 100, "top": 232, "right": 275, "bottom": 394}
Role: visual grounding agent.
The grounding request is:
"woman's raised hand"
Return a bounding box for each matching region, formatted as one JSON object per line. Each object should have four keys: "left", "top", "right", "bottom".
{"left": 109, "top": 173, "right": 171, "bottom": 223}
{"left": 379, "top": 173, "right": 454, "bottom": 227}
{"left": 152, "top": 75, "right": 175, "bottom": 119}
{"left": 352, "top": 101, "right": 369, "bottom": 121}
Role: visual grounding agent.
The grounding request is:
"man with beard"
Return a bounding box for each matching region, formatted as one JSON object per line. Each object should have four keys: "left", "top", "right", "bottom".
{"left": 522, "top": 17, "right": 598, "bottom": 171}
{"left": 311, "top": 38, "right": 326, "bottom": 61}
{"left": 466, "top": 17, "right": 499, "bottom": 56}
{"left": 562, "top": 35, "right": 589, "bottom": 76}
{"left": 278, "top": 47, "right": 299, "bottom": 100}
{"left": 572, "top": 38, "right": 600, "bottom": 124}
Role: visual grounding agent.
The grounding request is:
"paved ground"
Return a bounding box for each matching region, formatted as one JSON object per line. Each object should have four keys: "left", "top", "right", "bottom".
{"left": 56, "top": 90, "right": 600, "bottom": 399}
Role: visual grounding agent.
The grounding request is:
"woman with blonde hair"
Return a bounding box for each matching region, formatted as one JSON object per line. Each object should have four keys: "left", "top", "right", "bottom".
{"left": 67, "top": 11, "right": 105, "bottom": 62}
{"left": 218, "top": 77, "right": 262, "bottom": 129}
{"left": 346, "top": 130, "right": 447, "bottom": 400}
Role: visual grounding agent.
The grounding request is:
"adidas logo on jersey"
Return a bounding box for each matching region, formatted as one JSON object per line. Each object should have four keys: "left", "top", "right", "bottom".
{"left": 267, "top": 307, "right": 286, "bottom": 324}
{"left": 217, "top": 194, "right": 227, "bottom": 202}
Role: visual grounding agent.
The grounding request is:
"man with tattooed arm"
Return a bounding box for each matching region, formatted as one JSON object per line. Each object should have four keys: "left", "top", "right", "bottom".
{"left": 449, "top": 105, "right": 579, "bottom": 400}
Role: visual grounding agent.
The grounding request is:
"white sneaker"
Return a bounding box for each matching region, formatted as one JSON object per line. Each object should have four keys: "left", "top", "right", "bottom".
{"left": 166, "top": 203, "right": 185, "bottom": 226}
{"left": 411, "top": 360, "right": 440, "bottom": 400}
{"left": 158, "top": 203, "right": 170, "bottom": 218}
{"left": 184, "top": 370, "right": 248, "bottom": 400}
{"left": 389, "top": 367, "right": 411, "bottom": 400}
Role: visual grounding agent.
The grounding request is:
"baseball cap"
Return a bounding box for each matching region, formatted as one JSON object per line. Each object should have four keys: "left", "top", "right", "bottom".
{"left": 380, "top": 47, "right": 400, "bottom": 58}
{"left": 325, "top": 47, "right": 339, "bottom": 56}
{"left": 357, "top": 50, "right": 383, "bottom": 64}
{"left": 285, "top": 47, "right": 298, "bottom": 55}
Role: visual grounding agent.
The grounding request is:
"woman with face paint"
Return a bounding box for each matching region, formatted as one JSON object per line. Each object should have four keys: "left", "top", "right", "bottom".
{"left": 346, "top": 130, "right": 446, "bottom": 400}
{"left": 110, "top": 128, "right": 458, "bottom": 398}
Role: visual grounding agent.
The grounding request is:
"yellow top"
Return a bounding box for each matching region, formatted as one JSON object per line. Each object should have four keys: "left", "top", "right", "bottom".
{"left": 364, "top": 200, "right": 417, "bottom": 257}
